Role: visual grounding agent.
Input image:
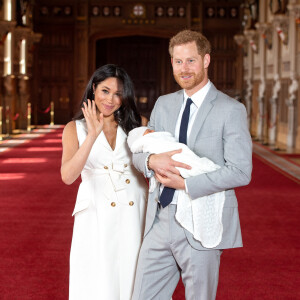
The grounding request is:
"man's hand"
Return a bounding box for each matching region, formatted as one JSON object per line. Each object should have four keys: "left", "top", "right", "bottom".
{"left": 148, "top": 149, "right": 191, "bottom": 177}
{"left": 155, "top": 169, "right": 186, "bottom": 190}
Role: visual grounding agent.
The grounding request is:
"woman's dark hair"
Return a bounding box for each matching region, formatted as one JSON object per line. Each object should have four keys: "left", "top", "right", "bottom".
{"left": 73, "top": 64, "right": 141, "bottom": 134}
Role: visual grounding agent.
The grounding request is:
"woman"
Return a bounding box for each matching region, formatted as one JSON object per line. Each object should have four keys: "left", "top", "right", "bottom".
{"left": 61, "top": 64, "right": 148, "bottom": 300}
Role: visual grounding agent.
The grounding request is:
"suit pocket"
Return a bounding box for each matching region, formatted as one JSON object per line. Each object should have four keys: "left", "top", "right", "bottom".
{"left": 72, "top": 200, "right": 90, "bottom": 216}
{"left": 72, "top": 181, "right": 92, "bottom": 216}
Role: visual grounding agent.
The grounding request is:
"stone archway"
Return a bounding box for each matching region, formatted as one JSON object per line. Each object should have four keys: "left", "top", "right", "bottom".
{"left": 93, "top": 34, "right": 178, "bottom": 118}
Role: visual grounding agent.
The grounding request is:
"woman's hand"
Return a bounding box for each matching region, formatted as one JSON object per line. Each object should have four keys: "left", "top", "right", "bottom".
{"left": 82, "top": 99, "right": 103, "bottom": 138}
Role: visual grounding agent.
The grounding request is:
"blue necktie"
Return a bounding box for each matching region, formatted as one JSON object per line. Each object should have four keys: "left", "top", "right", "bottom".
{"left": 159, "top": 98, "right": 193, "bottom": 208}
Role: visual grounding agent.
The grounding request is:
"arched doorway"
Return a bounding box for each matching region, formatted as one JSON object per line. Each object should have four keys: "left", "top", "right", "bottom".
{"left": 95, "top": 36, "right": 179, "bottom": 118}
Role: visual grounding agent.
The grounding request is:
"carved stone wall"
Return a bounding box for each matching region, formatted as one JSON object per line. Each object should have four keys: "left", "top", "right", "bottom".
{"left": 239, "top": 0, "right": 300, "bottom": 150}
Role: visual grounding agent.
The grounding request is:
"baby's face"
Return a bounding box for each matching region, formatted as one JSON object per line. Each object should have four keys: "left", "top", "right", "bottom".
{"left": 143, "top": 129, "right": 154, "bottom": 136}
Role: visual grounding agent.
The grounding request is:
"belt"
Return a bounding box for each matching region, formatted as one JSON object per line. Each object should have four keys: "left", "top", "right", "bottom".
{"left": 81, "top": 163, "right": 135, "bottom": 192}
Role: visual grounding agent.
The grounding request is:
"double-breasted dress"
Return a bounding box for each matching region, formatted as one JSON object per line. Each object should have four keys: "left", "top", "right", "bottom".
{"left": 69, "top": 119, "right": 148, "bottom": 300}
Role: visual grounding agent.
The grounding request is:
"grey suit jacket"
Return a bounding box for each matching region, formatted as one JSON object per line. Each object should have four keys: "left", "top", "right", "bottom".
{"left": 133, "top": 83, "right": 252, "bottom": 250}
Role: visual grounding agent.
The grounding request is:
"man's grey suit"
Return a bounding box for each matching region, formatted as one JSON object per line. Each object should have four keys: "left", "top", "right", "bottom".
{"left": 132, "top": 83, "right": 252, "bottom": 299}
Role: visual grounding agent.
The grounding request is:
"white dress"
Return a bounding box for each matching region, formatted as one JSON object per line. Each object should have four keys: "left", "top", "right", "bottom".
{"left": 69, "top": 119, "right": 148, "bottom": 300}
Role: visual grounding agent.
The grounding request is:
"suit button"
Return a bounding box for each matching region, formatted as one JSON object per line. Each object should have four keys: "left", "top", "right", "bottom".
{"left": 104, "top": 166, "right": 108, "bottom": 169}
{"left": 129, "top": 201, "right": 134, "bottom": 206}
{"left": 124, "top": 164, "right": 128, "bottom": 167}
{"left": 111, "top": 202, "right": 116, "bottom": 207}
{"left": 125, "top": 179, "right": 130, "bottom": 184}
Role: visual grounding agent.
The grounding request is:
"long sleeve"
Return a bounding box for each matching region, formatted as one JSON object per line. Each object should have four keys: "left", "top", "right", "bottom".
{"left": 186, "top": 103, "right": 252, "bottom": 199}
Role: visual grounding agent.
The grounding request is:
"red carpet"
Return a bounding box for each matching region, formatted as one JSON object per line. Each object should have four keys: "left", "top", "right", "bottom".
{"left": 0, "top": 128, "right": 299, "bottom": 299}
{"left": 0, "top": 128, "right": 78, "bottom": 299}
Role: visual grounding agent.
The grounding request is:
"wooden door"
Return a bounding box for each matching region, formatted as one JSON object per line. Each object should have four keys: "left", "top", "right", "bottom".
{"left": 33, "top": 27, "right": 74, "bottom": 125}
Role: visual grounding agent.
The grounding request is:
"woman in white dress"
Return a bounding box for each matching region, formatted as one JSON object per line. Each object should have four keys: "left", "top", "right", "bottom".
{"left": 61, "top": 64, "right": 148, "bottom": 300}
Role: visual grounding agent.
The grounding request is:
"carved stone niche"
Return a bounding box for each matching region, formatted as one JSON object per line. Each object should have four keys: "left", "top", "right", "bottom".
{"left": 242, "top": 0, "right": 259, "bottom": 30}
{"left": 269, "top": 0, "right": 288, "bottom": 15}
{"left": 244, "top": 29, "right": 258, "bottom": 53}
{"left": 234, "top": 34, "right": 247, "bottom": 57}
{"left": 234, "top": 34, "right": 246, "bottom": 47}
{"left": 273, "top": 14, "right": 289, "bottom": 45}
{"left": 288, "top": 3, "right": 300, "bottom": 25}
{"left": 255, "top": 22, "right": 273, "bottom": 50}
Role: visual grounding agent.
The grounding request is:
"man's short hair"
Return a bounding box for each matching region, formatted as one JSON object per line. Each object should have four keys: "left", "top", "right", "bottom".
{"left": 169, "top": 30, "right": 211, "bottom": 57}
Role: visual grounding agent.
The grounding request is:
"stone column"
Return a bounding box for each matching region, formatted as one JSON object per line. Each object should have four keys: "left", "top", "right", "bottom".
{"left": 14, "top": 26, "right": 30, "bottom": 130}
{"left": 269, "top": 74, "right": 281, "bottom": 145}
{"left": 286, "top": 2, "right": 300, "bottom": 150}
{"left": 267, "top": 17, "right": 281, "bottom": 146}
{"left": 286, "top": 73, "right": 298, "bottom": 150}
{"left": 3, "top": 75, "right": 15, "bottom": 133}
{"left": 256, "top": 78, "right": 265, "bottom": 141}
{"left": 0, "top": 21, "right": 16, "bottom": 133}
{"left": 245, "top": 78, "right": 253, "bottom": 129}
{"left": 27, "top": 32, "right": 42, "bottom": 126}
{"left": 17, "top": 76, "right": 29, "bottom": 129}
{"left": 244, "top": 30, "right": 257, "bottom": 130}
{"left": 0, "top": 20, "right": 16, "bottom": 104}
{"left": 255, "top": 22, "right": 270, "bottom": 142}
{"left": 234, "top": 34, "right": 246, "bottom": 104}
{"left": 74, "top": 1, "right": 89, "bottom": 113}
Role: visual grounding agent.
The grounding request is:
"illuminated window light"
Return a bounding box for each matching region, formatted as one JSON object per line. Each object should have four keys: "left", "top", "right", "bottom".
{"left": 20, "top": 39, "right": 26, "bottom": 74}
{"left": 4, "top": 32, "right": 12, "bottom": 76}
{"left": 5, "top": 0, "right": 12, "bottom": 21}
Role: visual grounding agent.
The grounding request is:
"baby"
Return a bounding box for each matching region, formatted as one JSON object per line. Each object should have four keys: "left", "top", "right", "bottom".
{"left": 127, "top": 126, "right": 221, "bottom": 190}
{"left": 127, "top": 126, "right": 226, "bottom": 248}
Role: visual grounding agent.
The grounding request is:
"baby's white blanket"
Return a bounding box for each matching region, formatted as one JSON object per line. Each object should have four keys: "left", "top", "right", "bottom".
{"left": 128, "top": 130, "right": 225, "bottom": 248}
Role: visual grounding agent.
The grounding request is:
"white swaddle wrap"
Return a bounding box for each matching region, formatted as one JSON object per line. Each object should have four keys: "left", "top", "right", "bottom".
{"left": 128, "top": 127, "right": 225, "bottom": 248}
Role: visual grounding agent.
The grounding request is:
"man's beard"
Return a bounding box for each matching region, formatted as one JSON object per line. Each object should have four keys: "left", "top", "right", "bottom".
{"left": 174, "top": 71, "right": 205, "bottom": 90}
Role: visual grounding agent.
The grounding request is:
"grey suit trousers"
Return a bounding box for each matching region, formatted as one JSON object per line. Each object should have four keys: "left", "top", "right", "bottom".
{"left": 132, "top": 204, "right": 222, "bottom": 300}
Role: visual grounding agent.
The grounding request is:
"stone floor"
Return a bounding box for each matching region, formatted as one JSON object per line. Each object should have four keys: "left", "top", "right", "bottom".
{"left": 252, "top": 141, "right": 300, "bottom": 183}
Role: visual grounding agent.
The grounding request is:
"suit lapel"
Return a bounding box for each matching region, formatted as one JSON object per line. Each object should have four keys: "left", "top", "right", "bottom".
{"left": 165, "top": 90, "right": 184, "bottom": 134}
{"left": 114, "top": 126, "right": 127, "bottom": 151}
{"left": 189, "top": 84, "right": 218, "bottom": 148}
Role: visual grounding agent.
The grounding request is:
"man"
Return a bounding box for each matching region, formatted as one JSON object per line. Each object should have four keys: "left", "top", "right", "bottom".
{"left": 132, "top": 30, "right": 252, "bottom": 300}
